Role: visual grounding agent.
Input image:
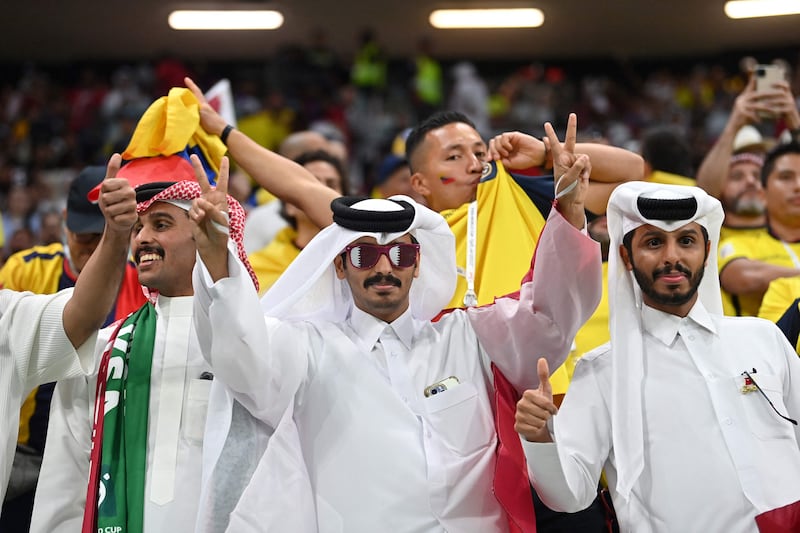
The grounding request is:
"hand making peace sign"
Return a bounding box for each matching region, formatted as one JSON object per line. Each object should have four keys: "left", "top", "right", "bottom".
{"left": 189, "top": 153, "right": 230, "bottom": 256}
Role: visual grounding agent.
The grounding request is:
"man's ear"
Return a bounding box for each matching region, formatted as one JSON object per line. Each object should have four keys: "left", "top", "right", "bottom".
{"left": 411, "top": 172, "right": 431, "bottom": 197}
{"left": 334, "top": 254, "right": 346, "bottom": 279}
{"left": 705, "top": 239, "right": 711, "bottom": 266}
{"left": 619, "top": 244, "right": 634, "bottom": 271}
{"left": 413, "top": 251, "right": 421, "bottom": 279}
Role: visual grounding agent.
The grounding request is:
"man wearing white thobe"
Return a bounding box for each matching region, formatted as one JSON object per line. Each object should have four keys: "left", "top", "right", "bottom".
{"left": 0, "top": 155, "right": 137, "bottom": 511}
{"left": 517, "top": 182, "right": 800, "bottom": 532}
{"left": 187, "top": 146, "right": 601, "bottom": 532}
{"left": 31, "top": 177, "right": 259, "bottom": 532}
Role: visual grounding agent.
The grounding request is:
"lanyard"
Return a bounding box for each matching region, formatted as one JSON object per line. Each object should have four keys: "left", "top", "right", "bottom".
{"left": 463, "top": 201, "right": 478, "bottom": 307}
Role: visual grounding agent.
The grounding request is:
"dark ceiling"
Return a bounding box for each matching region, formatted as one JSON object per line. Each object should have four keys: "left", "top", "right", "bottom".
{"left": 5, "top": 1, "right": 800, "bottom": 63}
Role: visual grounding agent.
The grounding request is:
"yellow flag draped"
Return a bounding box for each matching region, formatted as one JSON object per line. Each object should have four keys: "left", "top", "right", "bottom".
{"left": 122, "top": 87, "right": 227, "bottom": 178}
{"left": 440, "top": 162, "right": 581, "bottom": 392}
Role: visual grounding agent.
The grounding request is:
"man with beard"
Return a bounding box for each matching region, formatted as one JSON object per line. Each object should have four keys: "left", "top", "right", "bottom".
{"left": 516, "top": 181, "right": 800, "bottom": 532}
{"left": 718, "top": 151, "right": 766, "bottom": 241}
{"left": 719, "top": 142, "right": 800, "bottom": 316}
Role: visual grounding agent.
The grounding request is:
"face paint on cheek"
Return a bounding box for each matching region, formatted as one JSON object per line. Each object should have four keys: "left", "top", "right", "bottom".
{"left": 439, "top": 176, "right": 456, "bottom": 185}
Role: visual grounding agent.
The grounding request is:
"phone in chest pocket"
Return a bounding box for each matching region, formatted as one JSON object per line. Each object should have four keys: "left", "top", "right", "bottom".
{"left": 424, "top": 376, "right": 460, "bottom": 397}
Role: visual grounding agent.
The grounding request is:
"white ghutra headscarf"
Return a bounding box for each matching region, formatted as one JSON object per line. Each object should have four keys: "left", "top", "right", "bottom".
{"left": 606, "top": 181, "right": 724, "bottom": 501}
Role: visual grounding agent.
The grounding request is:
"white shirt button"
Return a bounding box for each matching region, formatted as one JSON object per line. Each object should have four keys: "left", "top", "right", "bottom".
{"left": 688, "top": 335, "right": 695, "bottom": 341}
{"left": 723, "top": 417, "right": 733, "bottom": 426}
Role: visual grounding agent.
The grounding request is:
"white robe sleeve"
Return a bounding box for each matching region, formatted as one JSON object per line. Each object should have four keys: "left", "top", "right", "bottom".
{"left": 29, "top": 375, "right": 93, "bottom": 533}
{"left": 3, "top": 288, "right": 97, "bottom": 392}
{"left": 466, "top": 207, "right": 602, "bottom": 391}
{"left": 522, "top": 347, "right": 612, "bottom": 513}
{"left": 192, "top": 246, "right": 308, "bottom": 428}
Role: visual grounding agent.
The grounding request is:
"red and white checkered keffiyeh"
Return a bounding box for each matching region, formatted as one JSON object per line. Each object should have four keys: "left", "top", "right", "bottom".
{"left": 136, "top": 180, "right": 259, "bottom": 292}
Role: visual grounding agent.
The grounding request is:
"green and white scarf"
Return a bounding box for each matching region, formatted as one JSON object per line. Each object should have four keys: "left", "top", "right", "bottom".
{"left": 83, "top": 302, "right": 157, "bottom": 533}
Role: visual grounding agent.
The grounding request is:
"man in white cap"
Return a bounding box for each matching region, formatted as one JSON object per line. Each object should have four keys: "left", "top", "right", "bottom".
{"left": 516, "top": 181, "right": 800, "bottom": 532}
{"left": 187, "top": 142, "right": 601, "bottom": 531}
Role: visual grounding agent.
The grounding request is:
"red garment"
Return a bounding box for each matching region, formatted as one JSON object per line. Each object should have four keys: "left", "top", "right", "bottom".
{"left": 432, "top": 308, "right": 537, "bottom": 532}
{"left": 493, "top": 364, "right": 537, "bottom": 532}
{"left": 756, "top": 500, "right": 800, "bottom": 533}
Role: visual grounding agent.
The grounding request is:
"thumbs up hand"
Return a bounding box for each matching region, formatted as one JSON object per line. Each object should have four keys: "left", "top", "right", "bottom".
{"left": 514, "top": 357, "right": 558, "bottom": 442}
{"left": 98, "top": 153, "right": 137, "bottom": 235}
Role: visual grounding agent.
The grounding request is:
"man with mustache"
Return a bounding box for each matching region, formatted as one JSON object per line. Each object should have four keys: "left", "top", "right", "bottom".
{"left": 516, "top": 181, "right": 800, "bottom": 532}
{"left": 31, "top": 85, "right": 258, "bottom": 533}
{"left": 186, "top": 74, "right": 642, "bottom": 528}
{"left": 31, "top": 159, "right": 259, "bottom": 533}
{"left": 187, "top": 135, "right": 601, "bottom": 531}
{"left": 719, "top": 142, "right": 800, "bottom": 317}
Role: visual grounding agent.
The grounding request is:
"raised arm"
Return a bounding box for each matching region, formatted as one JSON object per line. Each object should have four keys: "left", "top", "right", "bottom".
{"left": 189, "top": 155, "right": 306, "bottom": 426}
{"left": 696, "top": 76, "right": 764, "bottom": 198}
{"left": 469, "top": 118, "right": 602, "bottom": 391}
{"left": 488, "top": 117, "right": 644, "bottom": 214}
{"left": 185, "top": 77, "right": 338, "bottom": 229}
{"left": 62, "top": 154, "right": 137, "bottom": 348}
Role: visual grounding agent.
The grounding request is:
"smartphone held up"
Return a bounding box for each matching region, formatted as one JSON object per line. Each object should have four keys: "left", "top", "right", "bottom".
{"left": 754, "top": 64, "right": 786, "bottom": 119}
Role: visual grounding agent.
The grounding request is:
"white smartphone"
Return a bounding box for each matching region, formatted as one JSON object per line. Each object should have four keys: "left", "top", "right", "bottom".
{"left": 755, "top": 64, "right": 785, "bottom": 93}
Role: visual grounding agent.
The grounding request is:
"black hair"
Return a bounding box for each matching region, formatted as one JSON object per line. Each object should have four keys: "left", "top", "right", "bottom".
{"left": 280, "top": 149, "right": 350, "bottom": 228}
{"left": 761, "top": 141, "right": 800, "bottom": 188}
{"left": 640, "top": 126, "right": 693, "bottom": 177}
{"left": 405, "top": 111, "right": 477, "bottom": 172}
{"left": 294, "top": 149, "right": 350, "bottom": 196}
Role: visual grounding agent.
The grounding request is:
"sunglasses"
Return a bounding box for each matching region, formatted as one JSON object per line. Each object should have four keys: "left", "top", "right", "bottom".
{"left": 343, "top": 243, "right": 420, "bottom": 270}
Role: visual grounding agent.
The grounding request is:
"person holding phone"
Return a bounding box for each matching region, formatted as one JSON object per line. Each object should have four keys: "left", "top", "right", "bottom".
{"left": 696, "top": 66, "right": 800, "bottom": 246}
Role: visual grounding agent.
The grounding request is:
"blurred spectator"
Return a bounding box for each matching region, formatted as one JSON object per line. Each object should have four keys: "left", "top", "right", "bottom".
{"left": 371, "top": 154, "right": 423, "bottom": 203}
{"left": 243, "top": 130, "right": 334, "bottom": 254}
{"left": 719, "top": 142, "right": 800, "bottom": 316}
{"left": 411, "top": 37, "right": 443, "bottom": 121}
{"left": 2, "top": 186, "right": 40, "bottom": 252}
{"left": 154, "top": 53, "right": 191, "bottom": 96}
{"left": 100, "top": 66, "right": 148, "bottom": 121}
{"left": 641, "top": 126, "right": 695, "bottom": 185}
{"left": 248, "top": 149, "right": 348, "bottom": 294}
{"left": 449, "top": 62, "right": 491, "bottom": 138}
{"left": 37, "top": 210, "right": 62, "bottom": 245}
{"left": 237, "top": 90, "right": 295, "bottom": 153}
{"left": 350, "top": 28, "right": 387, "bottom": 98}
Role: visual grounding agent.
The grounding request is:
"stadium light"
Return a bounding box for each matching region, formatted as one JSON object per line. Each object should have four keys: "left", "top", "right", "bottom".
{"left": 429, "top": 8, "right": 544, "bottom": 29}
{"left": 724, "top": 0, "right": 800, "bottom": 19}
{"left": 168, "top": 9, "right": 284, "bottom": 30}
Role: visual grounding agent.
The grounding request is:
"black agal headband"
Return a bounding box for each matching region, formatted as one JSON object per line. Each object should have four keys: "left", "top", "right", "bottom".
{"left": 331, "top": 196, "right": 416, "bottom": 233}
{"left": 636, "top": 196, "right": 698, "bottom": 222}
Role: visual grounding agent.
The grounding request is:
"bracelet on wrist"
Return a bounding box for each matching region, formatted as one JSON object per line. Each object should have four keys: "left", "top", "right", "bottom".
{"left": 220, "top": 124, "right": 234, "bottom": 145}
